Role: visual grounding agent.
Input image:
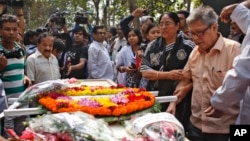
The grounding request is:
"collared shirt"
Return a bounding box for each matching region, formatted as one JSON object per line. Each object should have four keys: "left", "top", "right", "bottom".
{"left": 88, "top": 41, "right": 114, "bottom": 80}
{"left": 184, "top": 34, "right": 241, "bottom": 133}
{"left": 25, "top": 50, "right": 61, "bottom": 84}
{"left": 113, "top": 37, "right": 127, "bottom": 84}
{"left": 112, "top": 37, "right": 127, "bottom": 61}
{"left": 210, "top": 3, "right": 250, "bottom": 125}
{"left": 25, "top": 44, "right": 37, "bottom": 56}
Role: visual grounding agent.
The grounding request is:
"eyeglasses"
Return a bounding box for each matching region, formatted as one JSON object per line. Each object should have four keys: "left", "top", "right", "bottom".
{"left": 96, "top": 32, "right": 105, "bottom": 35}
{"left": 159, "top": 22, "right": 175, "bottom": 27}
{"left": 188, "top": 24, "right": 212, "bottom": 37}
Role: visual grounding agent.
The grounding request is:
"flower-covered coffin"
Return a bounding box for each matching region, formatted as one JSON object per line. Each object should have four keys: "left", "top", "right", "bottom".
{"left": 20, "top": 79, "right": 156, "bottom": 117}
{"left": 38, "top": 88, "right": 155, "bottom": 117}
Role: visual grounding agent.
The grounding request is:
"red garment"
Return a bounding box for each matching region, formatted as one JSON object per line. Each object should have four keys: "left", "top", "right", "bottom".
{"left": 135, "top": 55, "right": 141, "bottom": 70}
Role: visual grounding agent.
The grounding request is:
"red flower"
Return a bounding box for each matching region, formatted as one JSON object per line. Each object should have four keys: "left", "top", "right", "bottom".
{"left": 127, "top": 93, "right": 145, "bottom": 102}
{"left": 117, "top": 83, "right": 125, "bottom": 88}
{"left": 19, "top": 128, "right": 35, "bottom": 140}
{"left": 7, "top": 129, "right": 19, "bottom": 139}
{"left": 56, "top": 101, "right": 69, "bottom": 109}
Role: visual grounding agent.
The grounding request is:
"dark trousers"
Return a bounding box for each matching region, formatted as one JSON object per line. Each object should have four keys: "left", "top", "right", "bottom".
{"left": 187, "top": 121, "right": 230, "bottom": 141}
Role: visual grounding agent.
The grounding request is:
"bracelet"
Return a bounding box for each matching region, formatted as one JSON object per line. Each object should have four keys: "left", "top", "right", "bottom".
{"left": 17, "top": 14, "right": 24, "bottom": 17}
{"left": 157, "top": 71, "right": 159, "bottom": 80}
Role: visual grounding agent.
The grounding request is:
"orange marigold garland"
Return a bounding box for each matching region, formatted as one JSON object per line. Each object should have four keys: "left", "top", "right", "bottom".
{"left": 38, "top": 88, "right": 155, "bottom": 117}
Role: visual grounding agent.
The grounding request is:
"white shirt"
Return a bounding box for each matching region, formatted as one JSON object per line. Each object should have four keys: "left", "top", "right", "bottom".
{"left": 88, "top": 41, "right": 114, "bottom": 80}
{"left": 210, "top": 3, "right": 250, "bottom": 124}
{"left": 25, "top": 50, "right": 61, "bottom": 84}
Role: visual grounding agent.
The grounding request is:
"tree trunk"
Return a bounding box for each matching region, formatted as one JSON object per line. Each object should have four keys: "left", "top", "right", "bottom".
{"left": 102, "top": 0, "right": 110, "bottom": 28}
{"left": 186, "top": 0, "right": 191, "bottom": 11}
{"left": 93, "top": 0, "right": 101, "bottom": 25}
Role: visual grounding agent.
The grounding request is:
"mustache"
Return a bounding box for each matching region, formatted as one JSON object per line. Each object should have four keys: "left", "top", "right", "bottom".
{"left": 44, "top": 50, "right": 51, "bottom": 52}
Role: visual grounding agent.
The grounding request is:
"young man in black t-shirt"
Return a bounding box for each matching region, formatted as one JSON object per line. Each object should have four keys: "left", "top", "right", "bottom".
{"left": 65, "top": 26, "right": 89, "bottom": 79}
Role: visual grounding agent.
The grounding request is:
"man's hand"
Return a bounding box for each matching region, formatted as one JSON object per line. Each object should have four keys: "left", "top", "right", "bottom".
{"left": 166, "top": 102, "right": 177, "bottom": 115}
{"left": 173, "top": 84, "right": 192, "bottom": 104}
{"left": 220, "top": 3, "right": 238, "bottom": 23}
{"left": 0, "top": 53, "right": 7, "bottom": 72}
{"left": 204, "top": 106, "right": 224, "bottom": 118}
{"left": 23, "top": 75, "right": 32, "bottom": 88}
{"left": 0, "top": 3, "right": 6, "bottom": 16}
{"left": 132, "top": 8, "right": 146, "bottom": 18}
{"left": 167, "top": 70, "right": 184, "bottom": 80}
{"left": 66, "top": 66, "right": 71, "bottom": 76}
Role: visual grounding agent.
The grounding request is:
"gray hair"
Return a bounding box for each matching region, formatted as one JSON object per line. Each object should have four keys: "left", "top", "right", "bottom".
{"left": 187, "top": 5, "right": 218, "bottom": 26}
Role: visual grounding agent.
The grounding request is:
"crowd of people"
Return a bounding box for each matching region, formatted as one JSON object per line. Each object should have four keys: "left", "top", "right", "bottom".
{"left": 0, "top": 0, "right": 250, "bottom": 140}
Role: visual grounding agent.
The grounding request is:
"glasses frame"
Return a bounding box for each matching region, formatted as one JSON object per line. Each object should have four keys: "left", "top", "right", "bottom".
{"left": 96, "top": 32, "right": 106, "bottom": 35}
{"left": 159, "top": 22, "right": 176, "bottom": 28}
{"left": 189, "top": 24, "right": 212, "bottom": 38}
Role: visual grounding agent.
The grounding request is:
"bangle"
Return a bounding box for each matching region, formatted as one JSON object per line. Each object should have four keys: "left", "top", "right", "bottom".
{"left": 17, "top": 14, "right": 24, "bottom": 17}
{"left": 157, "top": 71, "right": 159, "bottom": 80}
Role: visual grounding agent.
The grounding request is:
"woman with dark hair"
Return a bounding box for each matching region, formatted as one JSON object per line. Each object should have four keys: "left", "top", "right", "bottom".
{"left": 139, "top": 23, "right": 160, "bottom": 88}
{"left": 140, "top": 12, "right": 195, "bottom": 129}
{"left": 145, "top": 23, "right": 160, "bottom": 43}
{"left": 116, "top": 28, "right": 143, "bottom": 87}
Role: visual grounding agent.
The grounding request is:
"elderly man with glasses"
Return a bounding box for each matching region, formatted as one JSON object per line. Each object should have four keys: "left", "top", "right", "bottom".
{"left": 167, "top": 5, "right": 241, "bottom": 141}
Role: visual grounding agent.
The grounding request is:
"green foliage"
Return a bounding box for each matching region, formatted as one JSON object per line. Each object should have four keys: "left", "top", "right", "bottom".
{"left": 192, "top": 0, "right": 202, "bottom": 8}
{"left": 20, "top": 0, "right": 202, "bottom": 30}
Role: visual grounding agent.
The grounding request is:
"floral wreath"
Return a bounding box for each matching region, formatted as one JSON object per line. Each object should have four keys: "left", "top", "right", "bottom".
{"left": 38, "top": 87, "right": 155, "bottom": 117}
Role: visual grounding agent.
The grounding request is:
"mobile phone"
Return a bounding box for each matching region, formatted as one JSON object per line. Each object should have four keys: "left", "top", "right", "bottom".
{"left": 143, "top": 10, "right": 148, "bottom": 15}
{"left": 130, "top": 63, "right": 136, "bottom": 69}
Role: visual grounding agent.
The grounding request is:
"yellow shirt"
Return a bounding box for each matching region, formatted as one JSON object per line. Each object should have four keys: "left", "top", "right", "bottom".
{"left": 184, "top": 34, "right": 241, "bottom": 133}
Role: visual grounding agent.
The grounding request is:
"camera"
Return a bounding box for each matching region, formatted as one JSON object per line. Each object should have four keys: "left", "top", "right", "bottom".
{"left": 50, "top": 10, "right": 69, "bottom": 25}
{"left": 0, "top": 0, "right": 24, "bottom": 8}
{"left": 0, "top": 47, "right": 25, "bottom": 59}
{"left": 36, "top": 27, "right": 48, "bottom": 34}
{"left": 74, "top": 10, "right": 92, "bottom": 24}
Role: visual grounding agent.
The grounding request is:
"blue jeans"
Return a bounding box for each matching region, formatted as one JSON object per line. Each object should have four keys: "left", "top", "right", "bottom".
{"left": 187, "top": 121, "right": 230, "bottom": 141}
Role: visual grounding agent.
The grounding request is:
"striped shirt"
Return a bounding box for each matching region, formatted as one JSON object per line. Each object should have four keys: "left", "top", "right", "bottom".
{"left": 0, "top": 43, "right": 25, "bottom": 97}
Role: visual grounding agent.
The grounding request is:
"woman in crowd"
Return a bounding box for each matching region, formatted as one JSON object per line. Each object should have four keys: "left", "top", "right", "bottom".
{"left": 139, "top": 23, "right": 160, "bottom": 88}
{"left": 116, "top": 28, "right": 143, "bottom": 88}
{"left": 140, "top": 12, "right": 195, "bottom": 129}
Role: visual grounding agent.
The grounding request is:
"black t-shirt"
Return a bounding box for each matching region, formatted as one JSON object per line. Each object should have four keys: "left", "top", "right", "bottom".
{"left": 66, "top": 43, "right": 88, "bottom": 79}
